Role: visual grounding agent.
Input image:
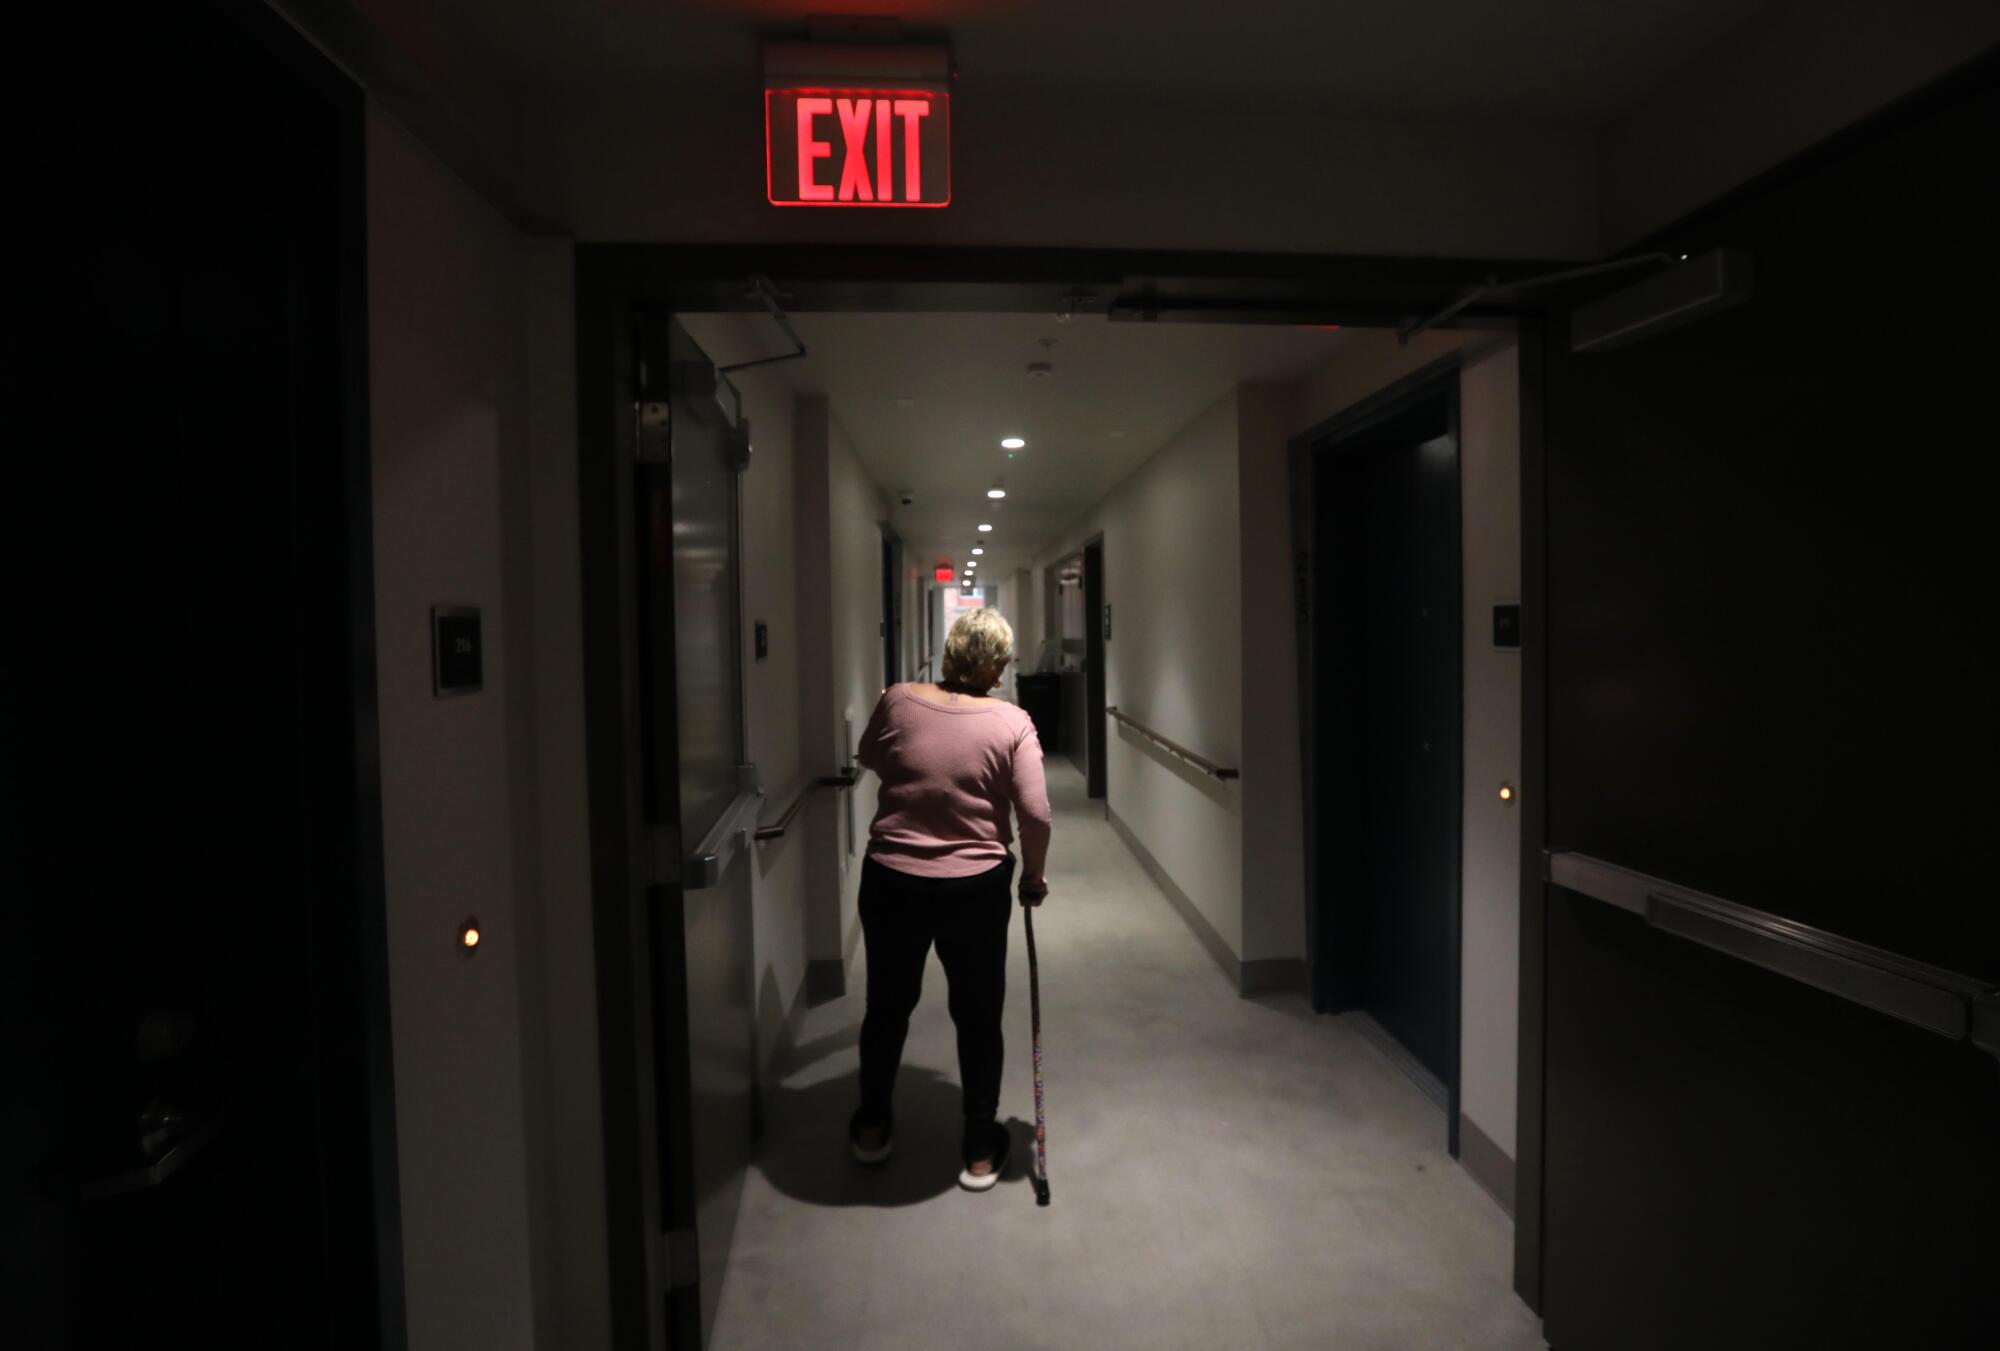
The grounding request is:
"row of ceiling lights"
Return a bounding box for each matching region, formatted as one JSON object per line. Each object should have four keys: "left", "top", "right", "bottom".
{"left": 960, "top": 436, "right": 1020, "bottom": 586}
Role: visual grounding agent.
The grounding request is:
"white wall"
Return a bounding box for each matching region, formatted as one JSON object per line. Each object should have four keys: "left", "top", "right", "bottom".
{"left": 365, "top": 103, "right": 542, "bottom": 1351}
{"left": 791, "top": 398, "right": 841, "bottom": 973}
{"left": 789, "top": 396, "right": 894, "bottom": 973}
{"left": 1036, "top": 392, "right": 1245, "bottom": 951}
{"left": 829, "top": 416, "right": 891, "bottom": 959}
{"left": 742, "top": 356, "right": 812, "bottom": 1067}
{"left": 1456, "top": 344, "right": 1522, "bottom": 1159}
{"left": 1237, "top": 383, "right": 1308, "bottom": 964}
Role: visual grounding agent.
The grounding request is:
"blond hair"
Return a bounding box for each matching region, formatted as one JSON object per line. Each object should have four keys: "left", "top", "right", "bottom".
{"left": 941, "top": 608, "right": 1014, "bottom": 690}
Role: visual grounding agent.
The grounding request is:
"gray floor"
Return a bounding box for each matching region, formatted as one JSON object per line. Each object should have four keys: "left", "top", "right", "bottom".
{"left": 715, "top": 762, "right": 1545, "bottom": 1351}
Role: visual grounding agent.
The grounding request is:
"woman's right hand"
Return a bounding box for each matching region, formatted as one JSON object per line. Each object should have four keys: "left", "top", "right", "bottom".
{"left": 1019, "top": 875, "right": 1049, "bottom": 907}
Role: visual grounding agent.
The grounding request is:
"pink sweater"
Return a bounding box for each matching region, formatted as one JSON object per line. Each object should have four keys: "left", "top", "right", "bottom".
{"left": 856, "top": 684, "right": 1053, "bottom": 880}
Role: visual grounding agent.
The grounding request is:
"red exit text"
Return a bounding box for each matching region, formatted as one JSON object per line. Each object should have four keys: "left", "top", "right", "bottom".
{"left": 766, "top": 88, "right": 950, "bottom": 208}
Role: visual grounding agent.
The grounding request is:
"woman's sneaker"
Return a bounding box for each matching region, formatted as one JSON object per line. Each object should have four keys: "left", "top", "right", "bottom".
{"left": 849, "top": 1110, "right": 893, "bottom": 1165}
{"left": 957, "top": 1125, "right": 1011, "bottom": 1192}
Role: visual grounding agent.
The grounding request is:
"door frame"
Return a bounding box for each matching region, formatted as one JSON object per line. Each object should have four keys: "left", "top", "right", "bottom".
{"left": 1289, "top": 359, "right": 1467, "bottom": 1154}
{"left": 42, "top": 0, "right": 405, "bottom": 1340}
{"left": 576, "top": 244, "right": 1557, "bottom": 1346}
{"left": 880, "top": 522, "right": 903, "bottom": 685}
{"left": 202, "top": 0, "right": 409, "bottom": 1341}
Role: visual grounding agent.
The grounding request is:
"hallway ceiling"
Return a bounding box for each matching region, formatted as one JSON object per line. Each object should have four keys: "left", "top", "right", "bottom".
{"left": 414, "top": 0, "right": 1765, "bottom": 118}
{"left": 689, "top": 311, "right": 1351, "bottom": 582}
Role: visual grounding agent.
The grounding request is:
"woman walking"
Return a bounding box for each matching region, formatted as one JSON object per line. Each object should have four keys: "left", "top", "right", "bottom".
{"left": 850, "top": 608, "right": 1052, "bottom": 1191}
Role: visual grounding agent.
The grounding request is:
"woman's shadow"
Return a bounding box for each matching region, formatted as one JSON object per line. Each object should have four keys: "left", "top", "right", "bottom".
{"left": 756, "top": 1024, "right": 1035, "bottom": 1207}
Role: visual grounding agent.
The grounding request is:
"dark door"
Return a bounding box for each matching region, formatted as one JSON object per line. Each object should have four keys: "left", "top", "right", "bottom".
{"left": 632, "top": 316, "right": 758, "bottom": 1349}
{"left": 1309, "top": 394, "right": 1462, "bottom": 1113}
{"left": 1532, "top": 67, "right": 2000, "bottom": 1349}
{"left": 1083, "top": 539, "right": 1108, "bottom": 799}
{"left": 11, "top": 3, "right": 396, "bottom": 1345}
{"left": 881, "top": 527, "right": 902, "bottom": 685}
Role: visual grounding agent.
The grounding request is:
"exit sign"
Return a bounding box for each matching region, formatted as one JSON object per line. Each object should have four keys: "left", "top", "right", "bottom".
{"left": 934, "top": 565, "right": 956, "bottom": 583}
{"left": 767, "top": 88, "right": 950, "bottom": 208}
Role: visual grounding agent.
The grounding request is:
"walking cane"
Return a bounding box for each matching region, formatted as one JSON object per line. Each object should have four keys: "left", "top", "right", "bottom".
{"left": 1025, "top": 905, "right": 1051, "bottom": 1206}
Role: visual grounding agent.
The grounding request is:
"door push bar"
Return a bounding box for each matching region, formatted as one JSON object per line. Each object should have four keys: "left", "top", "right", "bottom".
{"left": 1546, "top": 851, "right": 1999, "bottom": 1058}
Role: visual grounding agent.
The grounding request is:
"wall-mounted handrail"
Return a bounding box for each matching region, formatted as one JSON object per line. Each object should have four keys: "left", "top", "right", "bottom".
{"left": 1105, "top": 706, "right": 1239, "bottom": 781}
{"left": 755, "top": 769, "right": 859, "bottom": 841}
{"left": 1547, "top": 851, "right": 1999, "bottom": 1057}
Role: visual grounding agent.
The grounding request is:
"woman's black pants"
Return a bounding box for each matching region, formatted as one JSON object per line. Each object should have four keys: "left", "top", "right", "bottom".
{"left": 855, "top": 854, "right": 1014, "bottom": 1157}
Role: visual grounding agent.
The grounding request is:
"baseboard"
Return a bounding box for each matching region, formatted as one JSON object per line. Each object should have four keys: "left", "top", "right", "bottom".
{"left": 1108, "top": 806, "right": 1240, "bottom": 991}
{"left": 1457, "top": 1112, "right": 1516, "bottom": 1216}
{"left": 1240, "top": 957, "right": 1306, "bottom": 996}
{"left": 805, "top": 957, "right": 846, "bottom": 1005}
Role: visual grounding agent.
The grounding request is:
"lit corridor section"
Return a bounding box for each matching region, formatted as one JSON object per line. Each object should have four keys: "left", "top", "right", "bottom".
{"left": 714, "top": 762, "right": 1541, "bottom": 1350}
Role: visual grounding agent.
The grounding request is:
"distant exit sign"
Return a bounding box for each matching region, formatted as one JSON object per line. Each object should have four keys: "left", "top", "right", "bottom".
{"left": 766, "top": 88, "right": 950, "bottom": 207}
{"left": 934, "top": 565, "right": 956, "bottom": 583}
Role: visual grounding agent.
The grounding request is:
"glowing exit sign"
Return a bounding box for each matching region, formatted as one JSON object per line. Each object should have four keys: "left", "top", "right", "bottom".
{"left": 935, "top": 565, "right": 956, "bottom": 583}
{"left": 767, "top": 88, "right": 950, "bottom": 208}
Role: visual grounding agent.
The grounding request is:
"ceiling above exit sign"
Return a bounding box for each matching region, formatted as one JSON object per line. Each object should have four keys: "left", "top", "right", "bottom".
{"left": 766, "top": 88, "right": 950, "bottom": 207}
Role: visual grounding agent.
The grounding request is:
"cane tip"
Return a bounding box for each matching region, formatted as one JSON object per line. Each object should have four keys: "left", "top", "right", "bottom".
{"left": 1033, "top": 1180, "right": 1051, "bottom": 1206}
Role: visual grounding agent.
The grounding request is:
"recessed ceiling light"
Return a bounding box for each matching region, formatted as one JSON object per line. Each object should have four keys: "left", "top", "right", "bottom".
{"left": 987, "top": 488, "right": 1006, "bottom": 499}
{"left": 977, "top": 523, "right": 993, "bottom": 532}
{"left": 971, "top": 547, "right": 984, "bottom": 555}
{"left": 1001, "top": 437, "right": 1025, "bottom": 449}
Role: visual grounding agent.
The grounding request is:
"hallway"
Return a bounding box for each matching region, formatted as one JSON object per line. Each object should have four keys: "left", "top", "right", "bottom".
{"left": 715, "top": 762, "right": 1543, "bottom": 1351}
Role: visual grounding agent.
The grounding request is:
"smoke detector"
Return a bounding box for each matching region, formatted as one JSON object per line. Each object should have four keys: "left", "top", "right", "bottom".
{"left": 1026, "top": 361, "right": 1054, "bottom": 379}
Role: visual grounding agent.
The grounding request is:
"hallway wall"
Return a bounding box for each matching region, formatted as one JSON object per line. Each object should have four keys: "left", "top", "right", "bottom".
{"left": 1237, "top": 383, "right": 1309, "bottom": 969}
{"left": 1455, "top": 344, "right": 1524, "bottom": 1170}
{"left": 790, "top": 396, "right": 895, "bottom": 983}
{"left": 364, "top": 103, "right": 543, "bottom": 1351}
{"left": 1035, "top": 392, "right": 1245, "bottom": 954}
{"left": 829, "top": 415, "right": 892, "bottom": 963}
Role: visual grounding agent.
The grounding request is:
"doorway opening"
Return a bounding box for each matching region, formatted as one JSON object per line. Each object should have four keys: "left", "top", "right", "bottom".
{"left": 1042, "top": 546, "right": 1104, "bottom": 793}
{"left": 1294, "top": 369, "right": 1465, "bottom": 1151}
{"left": 578, "top": 250, "right": 1541, "bottom": 1348}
